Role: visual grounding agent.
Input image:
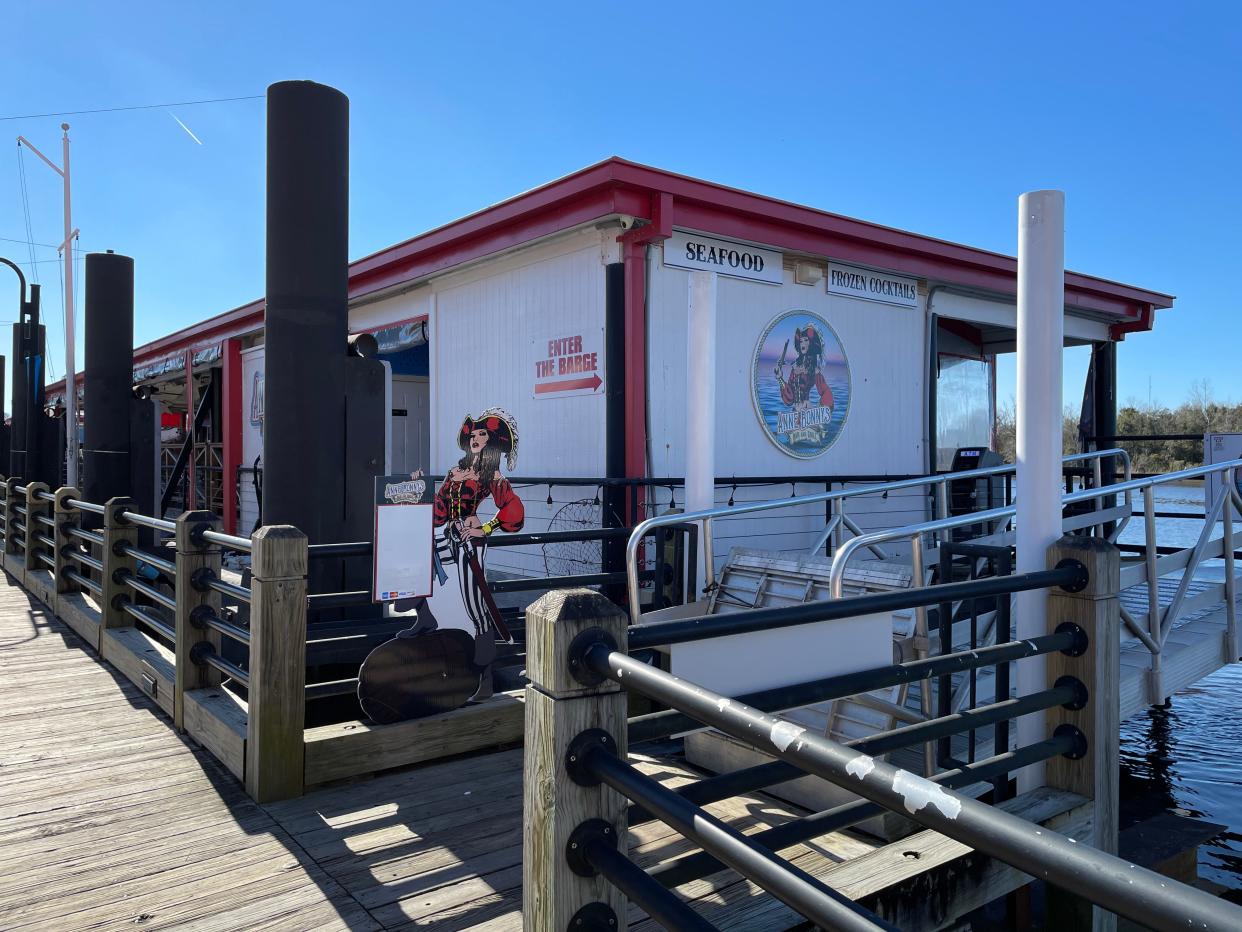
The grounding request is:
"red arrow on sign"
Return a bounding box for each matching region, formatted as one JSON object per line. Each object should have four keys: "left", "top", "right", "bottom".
{"left": 535, "top": 373, "right": 602, "bottom": 394}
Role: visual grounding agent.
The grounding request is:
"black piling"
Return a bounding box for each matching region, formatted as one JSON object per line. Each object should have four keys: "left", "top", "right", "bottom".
{"left": 262, "top": 80, "right": 350, "bottom": 545}
{"left": 83, "top": 252, "right": 135, "bottom": 507}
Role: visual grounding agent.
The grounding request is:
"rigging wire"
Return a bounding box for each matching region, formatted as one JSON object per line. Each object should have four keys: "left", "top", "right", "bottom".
{"left": 0, "top": 94, "right": 264, "bottom": 122}
{"left": 16, "top": 143, "right": 39, "bottom": 285}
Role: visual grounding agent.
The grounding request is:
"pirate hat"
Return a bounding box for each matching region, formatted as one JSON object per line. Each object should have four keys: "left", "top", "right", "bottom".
{"left": 794, "top": 325, "right": 823, "bottom": 353}
{"left": 458, "top": 407, "right": 520, "bottom": 471}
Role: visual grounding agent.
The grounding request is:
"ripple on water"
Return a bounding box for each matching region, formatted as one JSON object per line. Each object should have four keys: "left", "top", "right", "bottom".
{"left": 1119, "top": 663, "right": 1242, "bottom": 904}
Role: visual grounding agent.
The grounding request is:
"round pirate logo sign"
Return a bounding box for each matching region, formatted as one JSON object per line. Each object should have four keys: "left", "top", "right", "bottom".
{"left": 751, "top": 310, "right": 851, "bottom": 458}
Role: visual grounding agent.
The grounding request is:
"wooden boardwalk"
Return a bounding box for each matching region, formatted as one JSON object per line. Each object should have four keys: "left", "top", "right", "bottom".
{"left": 1, "top": 569, "right": 910, "bottom": 930}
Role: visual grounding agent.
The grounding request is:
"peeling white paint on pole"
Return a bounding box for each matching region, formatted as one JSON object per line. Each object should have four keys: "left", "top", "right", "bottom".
{"left": 769, "top": 720, "right": 805, "bottom": 752}
{"left": 845, "top": 753, "right": 876, "bottom": 780}
{"left": 891, "top": 770, "right": 963, "bottom": 819}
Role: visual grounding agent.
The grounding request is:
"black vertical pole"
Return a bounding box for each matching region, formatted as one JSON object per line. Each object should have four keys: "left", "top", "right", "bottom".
{"left": 603, "top": 262, "right": 626, "bottom": 603}
{"left": 262, "top": 80, "right": 349, "bottom": 546}
{"left": 27, "top": 322, "right": 46, "bottom": 483}
{"left": 0, "top": 356, "right": 7, "bottom": 472}
{"left": 1094, "top": 341, "right": 1118, "bottom": 536}
{"left": 83, "top": 251, "right": 135, "bottom": 506}
{"left": 10, "top": 324, "right": 26, "bottom": 479}
{"left": 928, "top": 313, "right": 939, "bottom": 473}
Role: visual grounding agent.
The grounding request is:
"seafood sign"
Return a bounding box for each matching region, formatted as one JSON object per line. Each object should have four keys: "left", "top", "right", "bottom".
{"left": 751, "top": 310, "right": 851, "bottom": 458}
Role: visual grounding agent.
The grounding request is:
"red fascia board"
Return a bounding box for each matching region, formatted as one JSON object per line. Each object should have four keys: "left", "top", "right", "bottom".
{"left": 605, "top": 159, "right": 1174, "bottom": 314}
{"left": 136, "top": 299, "right": 265, "bottom": 362}
{"left": 671, "top": 200, "right": 1149, "bottom": 320}
{"left": 349, "top": 160, "right": 623, "bottom": 277}
{"left": 349, "top": 187, "right": 626, "bottom": 298}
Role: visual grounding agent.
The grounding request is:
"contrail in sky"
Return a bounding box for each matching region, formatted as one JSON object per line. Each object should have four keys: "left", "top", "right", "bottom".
{"left": 167, "top": 111, "right": 203, "bottom": 145}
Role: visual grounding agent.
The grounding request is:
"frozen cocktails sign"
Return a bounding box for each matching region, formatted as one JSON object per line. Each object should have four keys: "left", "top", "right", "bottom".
{"left": 751, "top": 310, "right": 851, "bottom": 459}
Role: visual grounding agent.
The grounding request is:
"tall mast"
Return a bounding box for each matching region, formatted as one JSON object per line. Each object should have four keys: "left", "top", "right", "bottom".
{"left": 16, "top": 123, "right": 79, "bottom": 486}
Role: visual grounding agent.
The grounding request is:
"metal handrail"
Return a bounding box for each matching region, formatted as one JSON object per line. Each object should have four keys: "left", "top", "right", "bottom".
{"left": 628, "top": 628, "right": 1080, "bottom": 743}
{"left": 121, "top": 599, "right": 175, "bottom": 642}
{"left": 66, "top": 498, "right": 104, "bottom": 515}
{"left": 827, "top": 458, "right": 1242, "bottom": 599}
{"left": 67, "top": 526, "right": 104, "bottom": 546}
{"left": 70, "top": 548, "right": 104, "bottom": 573}
{"left": 121, "top": 510, "right": 176, "bottom": 533}
{"left": 204, "top": 574, "right": 252, "bottom": 605}
{"left": 35, "top": 490, "right": 54, "bottom": 503}
{"left": 65, "top": 568, "right": 102, "bottom": 596}
{"left": 192, "top": 607, "right": 251, "bottom": 646}
{"left": 199, "top": 528, "right": 252, "bottom": 552}
{"left": 120, "top": 573, "right": 177, "bottom": 612}
{"left": 624, "top": 448, "right": 1131, "bottom": 621}
{"left": 117, "top": 541, "right": 175, "bottom": 576}
{"left": 627, "top": 565, "right": 1083, "bottom": 651}
{"left": 190, "top": 643, "right": 249, "bottom": 686}
{"left": 583, "top": 641, "right": 1242, "bottom": 932}
{"left": 33, "top": 513, "right": 54, "bottom": 528}
{"left": 34, "top": 532, "right": 56, "bottom": 550}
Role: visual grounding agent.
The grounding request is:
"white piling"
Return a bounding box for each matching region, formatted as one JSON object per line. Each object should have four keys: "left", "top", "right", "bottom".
{"left": 1015, "top": 190, "right": 1065, "bottom": 790}
{"left": 686, "top": 271, "right": 718, "bottom": 590}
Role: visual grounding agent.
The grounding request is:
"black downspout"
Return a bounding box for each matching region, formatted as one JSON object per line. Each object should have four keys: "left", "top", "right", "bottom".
{"left": 603, "top": 262, "right": 626, "bottom": 603}
{"left": 927, "top": 310, "right": 939, "bottom": 475}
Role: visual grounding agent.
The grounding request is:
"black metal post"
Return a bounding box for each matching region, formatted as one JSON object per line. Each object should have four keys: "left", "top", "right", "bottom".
{"left": 1095, "top": 341, "right": 1118, "bottom": 536}
{"left": 603, "top": 261, "right": 626, "bottom": 603}
{"left": 83, "top": 251, "right": 135, "bottom": 508}
{"left": 262, "top": 79, "right": 349, "bottom": 546}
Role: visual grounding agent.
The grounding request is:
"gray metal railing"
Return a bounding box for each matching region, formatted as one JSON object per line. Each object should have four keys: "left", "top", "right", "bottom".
{"left": 624, "top": 448, "right": 1132, "bottom": 621}
{"left": 527, "top": 538, "right": 1242, "bottom": 932}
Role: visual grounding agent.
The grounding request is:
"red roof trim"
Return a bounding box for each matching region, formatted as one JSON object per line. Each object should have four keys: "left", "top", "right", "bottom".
{"left": 47, "top": 157, "right": 1173, "bottom": 392}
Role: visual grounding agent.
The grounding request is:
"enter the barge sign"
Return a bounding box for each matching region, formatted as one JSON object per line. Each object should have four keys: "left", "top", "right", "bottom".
{"left": 533, "top": 330, "right": 604, "bottom": 398}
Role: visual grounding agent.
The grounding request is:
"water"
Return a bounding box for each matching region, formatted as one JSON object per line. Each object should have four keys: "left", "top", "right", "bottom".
{"left": 1115, "top": 483, "right": 1242, "bottom": 901}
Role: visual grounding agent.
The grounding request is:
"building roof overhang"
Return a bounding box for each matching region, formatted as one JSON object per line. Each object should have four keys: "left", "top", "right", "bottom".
{"left": 46, "top": 157, "right": 1174, "bottom": 395}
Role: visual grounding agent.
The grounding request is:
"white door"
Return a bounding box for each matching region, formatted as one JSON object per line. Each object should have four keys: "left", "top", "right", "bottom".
{"left": 391, "top": 377, "right": 431, "bottom": 474}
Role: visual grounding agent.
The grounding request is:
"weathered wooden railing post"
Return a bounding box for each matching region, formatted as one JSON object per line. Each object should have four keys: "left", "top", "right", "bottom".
{"left": 174, "top": 511, "right": 223, "bottom": 731}
{"left": 1045, "top": 534, "right": 1120, "bottom": 932}
{"left": 24, "top": 481, "right": 50, "bottom": 574}
{"left": 246, "top": 524, "right": 307, "bottom": 803}
{"left": 101, "top": 497, "right": 137, "bottom": 630}
{"left": 523, "top": 589, "right": 629, "bottom": 930}
{"left": 53, "top": 487, "right": 82, "bottom": 595}
{"left": 3, "top": 478, "right": 20, "bottom": 563}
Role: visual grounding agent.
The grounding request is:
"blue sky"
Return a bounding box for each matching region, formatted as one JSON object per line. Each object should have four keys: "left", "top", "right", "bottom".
{"left": 1, "top": 1, "right": 1238, "bottom": 413}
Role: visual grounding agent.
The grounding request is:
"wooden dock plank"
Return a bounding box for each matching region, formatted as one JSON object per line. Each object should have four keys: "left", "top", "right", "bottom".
{"left": 0, "top": 570, "right": 379, "bottom": 932}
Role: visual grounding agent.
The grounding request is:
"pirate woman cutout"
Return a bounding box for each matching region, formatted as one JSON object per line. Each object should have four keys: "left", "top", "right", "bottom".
{"left": 357, "top": 409, "right": 525, "bottom": 723}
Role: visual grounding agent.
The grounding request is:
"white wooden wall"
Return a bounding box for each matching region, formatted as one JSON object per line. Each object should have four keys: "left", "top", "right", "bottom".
{"left": 646, "top": 241, "right": 929, "bottom": 568}
{"left": 428, "top": 229, "right": 611, "bottom": 578}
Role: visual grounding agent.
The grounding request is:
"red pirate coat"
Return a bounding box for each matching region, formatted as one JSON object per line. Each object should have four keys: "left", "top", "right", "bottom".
{"left": 780, "top": 362, "right": 833, "bottom": 408}
{"left": 433, "top": 474, "right": 525, "bottom": 533}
